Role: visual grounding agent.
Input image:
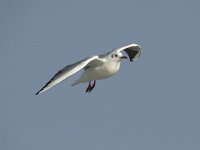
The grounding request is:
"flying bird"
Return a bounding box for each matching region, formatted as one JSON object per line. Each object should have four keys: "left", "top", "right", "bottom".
{"left": 36, "top": 43, "right": 141, "bottom": 95}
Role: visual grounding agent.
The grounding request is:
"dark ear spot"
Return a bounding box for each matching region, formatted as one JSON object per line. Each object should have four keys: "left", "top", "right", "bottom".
{"left": 111, "top": 54, "right": 114, "bottom": 58}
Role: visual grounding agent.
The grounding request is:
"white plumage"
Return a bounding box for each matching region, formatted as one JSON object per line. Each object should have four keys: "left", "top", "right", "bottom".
{"left": 36, "top": 43, "right": 141, "bottom": 94}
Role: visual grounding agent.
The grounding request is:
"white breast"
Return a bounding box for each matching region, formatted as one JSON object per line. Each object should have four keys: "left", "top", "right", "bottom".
{"left": 77, "top": 61, "right": 121, "bottom": 83}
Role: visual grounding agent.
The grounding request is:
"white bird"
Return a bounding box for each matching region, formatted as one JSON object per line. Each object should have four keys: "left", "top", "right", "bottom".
{"left": 36, "top": 43, "right": 141, "bottom": 95}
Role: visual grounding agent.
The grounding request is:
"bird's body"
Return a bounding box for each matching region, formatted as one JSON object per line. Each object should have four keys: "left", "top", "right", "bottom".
{"left": 36, "top": 43, "right": 141, "bottom": 95}
{"left": 73, "top": 55, "right": 121, "bottom": 85}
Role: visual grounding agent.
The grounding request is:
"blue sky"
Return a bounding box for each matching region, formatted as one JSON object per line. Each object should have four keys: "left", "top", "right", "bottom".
{"left": 1, "top": 0, "right": 200, "bottom": 150}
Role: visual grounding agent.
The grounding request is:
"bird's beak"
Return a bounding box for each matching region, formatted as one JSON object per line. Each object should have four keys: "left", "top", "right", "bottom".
{"left": 120, "top": 56, "right": 128, "bottom": 59}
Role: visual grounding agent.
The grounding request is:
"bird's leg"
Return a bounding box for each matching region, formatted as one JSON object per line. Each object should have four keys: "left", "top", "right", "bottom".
{"left": 86, "top": 81, "right": 92, "bottom": 93}
{"left": 88, "top": 81, "right": 96, "bottom": 93}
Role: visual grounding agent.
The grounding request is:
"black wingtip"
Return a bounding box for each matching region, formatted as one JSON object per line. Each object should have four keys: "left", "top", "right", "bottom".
{"left": 35, "top": 89, "right": 42, "bottom": 95}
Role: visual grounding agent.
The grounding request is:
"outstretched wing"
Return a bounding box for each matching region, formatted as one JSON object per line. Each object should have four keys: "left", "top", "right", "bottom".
{"left": 36, "top": 56, "right": 105, "bottom": 95}
{"left": 113, "top": 43, "right": 141, "bottom": 62}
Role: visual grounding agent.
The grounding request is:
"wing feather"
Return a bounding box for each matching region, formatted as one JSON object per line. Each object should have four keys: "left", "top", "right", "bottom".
{"left": 36, "top": 56, "right": 104, "bottom": 95}
{"left": 113, "top": 43, "right": 141, "bottom": 62}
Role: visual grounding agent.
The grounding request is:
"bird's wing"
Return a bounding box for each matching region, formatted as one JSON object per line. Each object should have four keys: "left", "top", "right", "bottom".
{"left": 113, "top": 43, "right": 141, "bottom": 62}
{"left": 36, "top": 56, "right": 105, "bottom": 95}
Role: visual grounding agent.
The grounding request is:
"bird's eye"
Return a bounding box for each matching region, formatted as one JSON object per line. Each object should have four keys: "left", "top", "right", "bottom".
{"left": 115, "top": 54, "right": 118, "bottom": 57}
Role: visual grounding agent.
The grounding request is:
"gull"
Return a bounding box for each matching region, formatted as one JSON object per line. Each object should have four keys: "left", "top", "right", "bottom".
{"left": 35, "top": 43, "right": 141, "bottom": 95}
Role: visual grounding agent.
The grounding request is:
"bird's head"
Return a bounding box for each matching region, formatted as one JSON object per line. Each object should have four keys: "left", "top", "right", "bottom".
{"left": 110, "top": 52, "right": 128, "bottom": 62}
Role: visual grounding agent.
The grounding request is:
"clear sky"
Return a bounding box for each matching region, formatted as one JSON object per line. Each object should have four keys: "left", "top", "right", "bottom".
{"left": 1, "top": 0, "right": 200, "bottom": 150}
